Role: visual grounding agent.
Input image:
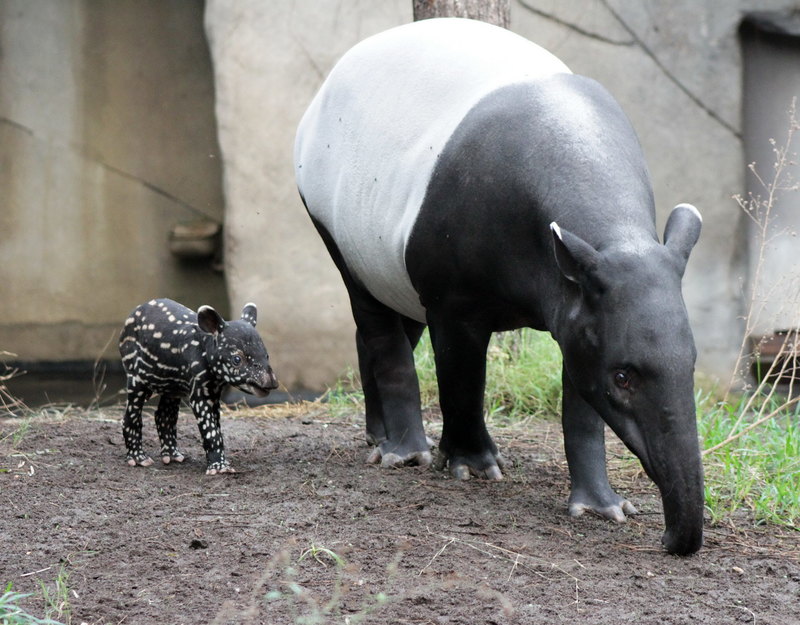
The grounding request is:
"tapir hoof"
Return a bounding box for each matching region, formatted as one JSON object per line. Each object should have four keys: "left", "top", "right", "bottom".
{"left": 568, "top": 498, "right": 638, "bottom": 523}
{"left": 366, "top": 446, "right": 433, "bottom": 468}
{"left": 206, "top": 463, "right": 235, "bottom": 475}
{"left": 161, "top": 451, "right": 185, "bottom": 465}
{"left": 453, "top": 463, "right": 503, "bottom": 481}
{"left": 434, "top": 450, "right": 505, "bottom": 481}
{"left": 126, "top": 454, "right": 154, "bottom": 468}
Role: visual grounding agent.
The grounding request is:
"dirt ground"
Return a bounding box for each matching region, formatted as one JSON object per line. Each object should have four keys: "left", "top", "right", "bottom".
{"left": 1, "top": 403, "right": 798, "bottom": 625}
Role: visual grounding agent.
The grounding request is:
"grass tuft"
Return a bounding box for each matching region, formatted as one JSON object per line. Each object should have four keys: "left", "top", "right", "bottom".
{"left": 37, "top": 564, "right": 71, "bottom": 624}
{"left": 416, "top": 329, "right": 562, "bottom": 424}
{"left": 0, "top": 352, "right": 27, "bottom": 417}
{"left": 0, "top": 586, "right": 64, "bottom": 625}
{"left": 260, "top": 546, "right": 396, "bottom": 624}
{"left": 699, "top": 391, "right": 800, "bottom": 528}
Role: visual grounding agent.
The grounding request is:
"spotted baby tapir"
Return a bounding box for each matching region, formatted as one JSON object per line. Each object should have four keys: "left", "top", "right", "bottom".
{"left": 119, "top": 298, "right": 278, "bottom": 474}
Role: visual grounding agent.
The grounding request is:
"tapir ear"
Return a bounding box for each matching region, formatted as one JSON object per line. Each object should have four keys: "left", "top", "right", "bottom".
{"left": 663, "top": 203, "right": 702, "bottom": 276}
{"left": 197, "top": 305, "right": 226, "bottom": 336}
{"left": 550, "top": 222, "right": 602, "bottom": 288}
{"left": 241, "top": 302, "right": 258, "bottom": 327}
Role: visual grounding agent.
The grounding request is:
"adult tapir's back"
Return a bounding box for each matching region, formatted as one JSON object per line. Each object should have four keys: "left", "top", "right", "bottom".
{"left": 295, "top": 17, "right": 584, "bottom": 323}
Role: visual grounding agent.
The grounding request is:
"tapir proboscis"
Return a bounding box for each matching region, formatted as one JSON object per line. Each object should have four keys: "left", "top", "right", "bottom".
{"left": 294, "top": 18, "right": 704, "bottom": 555}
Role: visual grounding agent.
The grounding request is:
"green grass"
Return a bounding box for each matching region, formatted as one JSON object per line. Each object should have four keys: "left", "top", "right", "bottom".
{"left": 0, "top": 564, "right": 71, "bottom": 625}
{"left": 0, "top": 585, "right": 64, "bottom": 625}
{"left": 698, "top": 391, "right": 800, "bottom": 528}
{"left": 37, "top": 565, "right": 70, "bottom": 625}
{"left": 0, "top": 417, "right": 33, "bottom": 448}
{"left": 417, "top": 329, "right": 562, "bottom": 423}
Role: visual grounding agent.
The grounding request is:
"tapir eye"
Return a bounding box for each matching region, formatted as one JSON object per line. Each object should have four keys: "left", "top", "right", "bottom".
{"left": 614, "top": 370, "right": 632, "bottom": 390}
{"left": 232, "top": 354, "right": 242, "bottom": 367}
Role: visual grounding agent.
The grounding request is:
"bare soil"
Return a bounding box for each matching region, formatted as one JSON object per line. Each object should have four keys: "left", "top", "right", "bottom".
{"left": 1, "top": 404, "right": 798, "bottom": 625}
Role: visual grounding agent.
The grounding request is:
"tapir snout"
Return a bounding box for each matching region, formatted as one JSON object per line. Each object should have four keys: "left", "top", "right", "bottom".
{"left": 612, "top": 393, "right": 704, "bottom": 556}
{"left": 250, "top": 366, "right": 279, "bottom": 397}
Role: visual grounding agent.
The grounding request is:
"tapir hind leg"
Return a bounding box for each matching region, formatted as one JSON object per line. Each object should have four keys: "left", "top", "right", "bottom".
{"left": 561, "top": 367, "right": 637, "bottom": 522}
{"left": 427, "top": 315, "right": 503, "bottom": 480}
{"left": 306, "top": 213, "right": 430, "bottom": 467}
{"left": 121, "top": 376, "right": 153, "bottom": 467}
{"left": 359, "top": 316, "right": 426, "bottom": 448}
{"left": 355, "top": 300, "right": 431, "bottom": 467}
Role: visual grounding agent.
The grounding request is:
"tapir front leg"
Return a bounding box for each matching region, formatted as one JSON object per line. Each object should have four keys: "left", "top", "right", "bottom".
{"left": 561, "top": 367, "right": 637, "bottom": 521}
{"left": 189, "top": 396, "right": 233, "bottom": 475}
{"left": 428, "top": 316, "right": 503, "bottom": 480}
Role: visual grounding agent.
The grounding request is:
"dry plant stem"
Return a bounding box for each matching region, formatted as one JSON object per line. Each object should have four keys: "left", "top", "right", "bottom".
{"left": 726, "top": 98, "right": 799, "bottom": 401}
{"left": 703, "top": 394, "right": 800, "bottom": 456}
{"left": 728, "top": 304, "right": 800, "bottom": 440}
{"left": 423, "top": 527, "right": 580, "bottom": 588}
{"left": 740, "top": 329, "right": 799, "bottom": 421}
{"left": 0, "top": 351, "right": 27, "bottom": 415}
{"left": 713, "top": 100, "right": 800, "bottom": 452}
{"left": 90, "top": 330, "right": 118, "bottom": 409}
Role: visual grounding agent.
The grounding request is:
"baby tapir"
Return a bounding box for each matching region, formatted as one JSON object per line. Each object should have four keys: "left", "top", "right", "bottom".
{"left": 118, "top": 298, "right": 278, "bottom": 474}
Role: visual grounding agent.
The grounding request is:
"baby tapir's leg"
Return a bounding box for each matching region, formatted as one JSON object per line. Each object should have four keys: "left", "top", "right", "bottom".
{"left": 189, "top": 396, "right": 232, "bottom": 475}
{"left": 122, "top": 378, "right": 154, "bottom": 467}
{"left": 155, "top": 395, "right": 184, "bottom": 464}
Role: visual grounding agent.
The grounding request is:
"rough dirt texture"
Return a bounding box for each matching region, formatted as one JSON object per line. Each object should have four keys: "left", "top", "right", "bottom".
{"left": 1, "top": 405, "right": 798, "bottom": 625}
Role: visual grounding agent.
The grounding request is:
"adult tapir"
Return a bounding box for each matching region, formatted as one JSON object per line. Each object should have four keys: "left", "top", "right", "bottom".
{"left": 294, "top": 18, "right": 704, "bottom": 555}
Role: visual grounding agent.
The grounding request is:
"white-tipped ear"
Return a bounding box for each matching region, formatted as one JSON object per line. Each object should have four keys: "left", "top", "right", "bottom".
{"left": 197, "top": 305, "right": 226, "bottom": 336}
{"left": 241, "top": 302, "right": 258, "bottom": 327}
{"left": 664, "top": 203, "right": 702, "bottom": 276}
{"left": 674, "top": 203, "right": 702, "bottom": 223}
{"left": 550, "top": 221, "right": 601, "bottom": 287}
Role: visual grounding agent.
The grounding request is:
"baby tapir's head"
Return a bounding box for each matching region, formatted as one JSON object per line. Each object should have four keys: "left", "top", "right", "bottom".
{"left": 197, "top": 303, "right": 279, "bottom": 397}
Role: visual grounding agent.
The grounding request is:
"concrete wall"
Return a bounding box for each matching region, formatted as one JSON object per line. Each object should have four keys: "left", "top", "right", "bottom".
{"left": 0, "top": 0, "right": 226, "bottom": 363}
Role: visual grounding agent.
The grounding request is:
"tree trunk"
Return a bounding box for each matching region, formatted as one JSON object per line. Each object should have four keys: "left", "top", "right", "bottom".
{"left": 412, "top": 0, "right": 509, "bottom": 28}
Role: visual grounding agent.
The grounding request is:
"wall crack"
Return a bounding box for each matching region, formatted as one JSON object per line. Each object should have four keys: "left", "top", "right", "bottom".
{"left": 599, "top": 0, "right": 742, "bottom": 140}
{"left": 518, "top": 1, "right": 742, "bottom": 140}
{"left": 1, "top": 116, "right": 214, "bottom": 220}
{"left": 517, "top": 0, "right": 635, "bottom": 46}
